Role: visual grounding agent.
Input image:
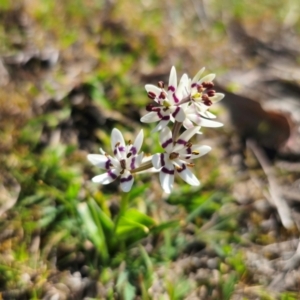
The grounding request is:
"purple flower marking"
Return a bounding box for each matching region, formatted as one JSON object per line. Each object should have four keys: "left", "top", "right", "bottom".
{"left": 172, "top": 93, "right": 179, "bottom": 104}
{"left": 162, "top": 138, "right": 173, "bottom": 149}
{"left": 176, "top": 139, "right": 187, "bottom": 145}
{"left": 105, "top": 159, "right": 111, "bottom": 170}
{"left": 172, "top": 106, "right": 180, "bottom": 118}
{"left": 130, "top": 156, "right": 136, "bottom": 170}
{"left": 130, "top": 146, "right": 137, "bottom": 155}
{"left": 168, "top": 86, "right": 175, "bottom": 92}
{"left": 162, "top": 167, "right": 175, "bottom": 175}
{"left": 120, "top": 175, "right": 133, "bottom": 183}
{"left": 108, "top": 170, "right": 118, "bottom": 180}
{"left": 160, "top": 153, "right": 165, "bottom": 166}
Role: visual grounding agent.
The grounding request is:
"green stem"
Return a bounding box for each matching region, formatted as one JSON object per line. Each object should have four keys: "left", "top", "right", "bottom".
{"left": 131, "top": 160, "right": 153, "bottom": 174}
{"left": 178, "top": 95, "right": 191, "bottom": 105}
{"left": 114, "top": 192, "right": 129, "bottom": 233}
{"left": 172, "top": 121, "right": 183, "bottom": 143}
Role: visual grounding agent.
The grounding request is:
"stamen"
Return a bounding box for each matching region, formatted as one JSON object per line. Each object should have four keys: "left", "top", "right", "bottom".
{"left": 120, "top": 175, "right": 133, "bottom": 183}
{"left": 120, "top": 159, "right": 126, "bottom": 170}
{"left": 187, "top": 163, "right": 195, "bottom": 167}
{"left": 202, "top": 95, "right": 212, "bottom": 106}
{"left": 192, "top": 151, "right": 199, "bottom": 155}
{"left": 158, "top": 81, "right": 164, "bottom": 88}
{"left": 202, "top": 82, "right": 214, "bottom": 89}
{"left": 169, "top": 152, "right": 179, "bottom": 160}
{"left": 146, "top": 103, "right": 155, "bottom": 111}
{"left": 148, "top": 91, "right": 156, "bottom": 99}
{"left": 207, "top": 90, "right": 215, "bottom": 97}
{"left": 127, "top": 152, "right": 132, "bottom": 158}
{"left": 197, "top": 85, "right": 204, "bottom": 93}
{"left": 159, "top": 92, "right": 166, "bottom": 99}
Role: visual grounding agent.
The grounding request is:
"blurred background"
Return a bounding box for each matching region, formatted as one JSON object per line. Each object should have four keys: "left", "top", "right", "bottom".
{"left": 1, "top": 0, "right": 300, "bottom": 299}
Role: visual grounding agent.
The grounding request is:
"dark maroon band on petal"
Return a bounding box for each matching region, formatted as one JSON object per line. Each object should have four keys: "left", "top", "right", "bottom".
{"left": 105, "top": 159, "right": 111, "bottom": 170}
{"left": 130, "top": 146, "right": 137, "bottom": 155}
{"left": 162, "top": 138, "right": 173, "bottom": 149}
{"left": 160, "top": 153, "right": 165, "bottom": 166}
{"left": 162, "top": 166, "right": 175, "bottom": 175}
{"left": 168, "top": 86, "right": 175, "bottom": 92}
{"left": 172, "top": 106, "right": 180, "bottom": 118}
{"left": 108, "top": 170, "right": 118, "bottom": 179}
{"left": 173, "top": 93, "right": 179, "bottom": 103}
{"left": 113, "top": 146, "right": 125, "bottom": 155}
{"left": 130, "top": 156, "right": 136, "bottom": 170}
{"left": 191, "top": 83, "right": 197, "bottom": 88}
{"left": 186, "top": 147, "right": 192, "bottom": 154}
{"left": 120, "top": 175, "right": 133, "bottom": 183}
{"left": 176, "top": 139, "right": 187, "bottom": 145}
{"left": 157, "top": 110, "right": 170, "bottom": 121}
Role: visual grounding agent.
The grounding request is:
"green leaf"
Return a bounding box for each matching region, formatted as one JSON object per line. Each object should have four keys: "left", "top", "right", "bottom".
{"left": 150, "top": 220, "right": 179, "bottom": 234}
{"left": 121, "top": 209, "right": 156, "bottom": 228}
{"left": 116, "top": 219, "right": 149, "bottom": 241}
{"left": 115, "top": 208, "right": 156, "bottom": 241}
{"left": 88, "top": 198, "right": 114, "bottom": 234}
{"left": 77, "top": 202, "right": 109, "bottom": 262}
{"left": 116, "top": 271, "right": 136, "bottom": 300}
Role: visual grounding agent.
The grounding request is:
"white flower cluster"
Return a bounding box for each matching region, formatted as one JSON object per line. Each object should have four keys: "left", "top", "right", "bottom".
{"left": 88, "top": 66, "right": 224, "bottom": 193}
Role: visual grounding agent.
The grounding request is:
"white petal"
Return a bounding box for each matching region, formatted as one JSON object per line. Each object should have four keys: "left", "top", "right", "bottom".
{"left": 92, "top": 170, "right": 119, "bottom": 184}
{"left": 168, "top": 66, "right": 177, "bottom": 93}
{"left": 131, "top": 129, "right": 143, "bottom": 153}
{"left": 190, "top": 145, "right": 211, "bottom": 159}
{"left": 120, "top": 170, "right": 134, "bottom": 192}
{"left": 87, "top": 154, "right": 109, "bottom": 169}
{"left": 159, "top": 127, "right": 173, "bottom": 153}
{"left": 177, "top": 166, "right": 200, "bottom": 186}
{"left": 199, "top": 73, "right": 215, "bottom": 84}
{"left": 192, "top": 67, "right": 205, "bottom": 84}
{"left": 210, "top": 93, "right": 224, "bottom": 103}
{"left": 111, "top": 128, "right": 125, "bottom": 152}
{"left": 179, "top": 74, "right": 190, "bottom": 98}
{"left": 173, "top": 126, "right": 201, "bottom": 152}
{"left": 179, "top": 73, "right": 189, "bottom": 86}
{"left": 188, "top": 114, "right": 223, "bottom": 127}
{"left": 200, "top": 110, "right": 216, "bottom": 119}
{"left": 152, "top": 119, "right": 169, "bottom": 132}
{"left": 141, "top": 112, "right": 161, "bottom": 123}
{"left": 171, "top": 106, "right": 185, "bottom": 122}
{"left": 159, "top": 165, "right": 174, "bottom": 194}
{"left": 145, "top": 84, "right": 161, "bottom": 97}
{"left": 199, "top": 119, "right": 223, "bottom": 128}
{"left": 135, "top": 152, "right": 144, "bottom": 167}
{"left": 152, "top": 153, "right": 163, "bottom": 169}
{"left": 182, "top": 118, "right": 194, "bottom": 129}
{"left": 128, "top": 152, "right": 143, "bottom": 170}
{"left": 193, "top": 102, "right": 208, "bottom": 114}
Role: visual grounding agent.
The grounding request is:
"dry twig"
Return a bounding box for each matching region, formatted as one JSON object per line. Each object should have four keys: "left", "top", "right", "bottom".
{"left": 246, "top": 139, "right": 294, "bottom": 229}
